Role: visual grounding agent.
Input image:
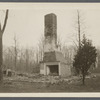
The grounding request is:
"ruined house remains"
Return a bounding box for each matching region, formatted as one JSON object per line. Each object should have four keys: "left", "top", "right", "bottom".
{"left": 40, "top": 13, "right": 71, "bottom": 77}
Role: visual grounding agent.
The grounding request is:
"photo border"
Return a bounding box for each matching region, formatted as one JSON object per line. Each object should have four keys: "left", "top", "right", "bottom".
{"left": 0, "top": 1, "right": 99, "bottom": 100}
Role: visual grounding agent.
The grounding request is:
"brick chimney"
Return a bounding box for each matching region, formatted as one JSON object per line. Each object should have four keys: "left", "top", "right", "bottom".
{"left": 44, "top": 13, "right": 57, "bottom": 52}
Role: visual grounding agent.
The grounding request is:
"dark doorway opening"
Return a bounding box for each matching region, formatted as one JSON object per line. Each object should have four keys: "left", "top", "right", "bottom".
{"left": 48, "top": 65, "right": 59, "bottom": 75}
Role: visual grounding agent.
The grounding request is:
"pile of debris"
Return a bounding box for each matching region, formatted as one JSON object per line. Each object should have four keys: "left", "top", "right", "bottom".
{"left": 3, "top": 71, "right": 97, "bottom": 86}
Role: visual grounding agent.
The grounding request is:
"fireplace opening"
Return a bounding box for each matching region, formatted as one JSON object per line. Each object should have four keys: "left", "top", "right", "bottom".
{"left": 48, "top": 65, "right": 59, "bottom": 75}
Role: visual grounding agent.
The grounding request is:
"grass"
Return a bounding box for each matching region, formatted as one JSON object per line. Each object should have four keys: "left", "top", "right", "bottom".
{"left": 0, "top": 74, "right": 100, "bottom": 92}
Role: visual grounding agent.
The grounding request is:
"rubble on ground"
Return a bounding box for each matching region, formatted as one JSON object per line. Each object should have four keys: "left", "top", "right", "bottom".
{"left": 3, "top": 72, "right": 97, "bottom": 86}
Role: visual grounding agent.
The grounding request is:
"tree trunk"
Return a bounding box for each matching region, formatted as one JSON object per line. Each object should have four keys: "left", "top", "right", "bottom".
{"left": 0, "top": 9, "right": 9, "bottom": 83}
{"left": 82, "top": 73, "right": 85, "bottom": 85}
{"left": 82, "top": 69, "right": 85, "bottom": 85}
{"left": 0, "top": 35, "right": 3, "bottom": 83}
{"left": 14, "top": 55, "right": 17, "bottom": 71}
{"left": 77, "top": 10, "right": 81, "bottom": 50}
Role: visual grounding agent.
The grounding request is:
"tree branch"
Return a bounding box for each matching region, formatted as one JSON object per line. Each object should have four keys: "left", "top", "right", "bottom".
{"left": 2, "top": 9, "right": 9, "bottom": 34}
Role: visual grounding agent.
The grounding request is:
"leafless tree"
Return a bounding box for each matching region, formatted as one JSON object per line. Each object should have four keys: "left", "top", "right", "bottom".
{"left": 77, "top": 10, "right": 81, "bottom": 50}
{"left": 13, "top": 34, "right": 19, "bottom": 71}
{"left": 57, "top": 34, "right": 63, "bottom": 51}
{"left": 3, "top": 46, "right": 14, "bottom": 70}
{"left": 75, "top": 10, "right": 86, "bottom": 49}
{"left": 18, "top": 47, "right": 38, "bottom": 73}
{"left": 0, "top": 9, "right": 9, "bottom": 82}
{"left": 38, "top": 34, "right": 45, "bottom": 62}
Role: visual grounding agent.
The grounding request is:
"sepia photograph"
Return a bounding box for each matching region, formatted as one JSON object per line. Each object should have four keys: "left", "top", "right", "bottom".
{"left": 0, "top": 3, "right": 99, "bottom": 95}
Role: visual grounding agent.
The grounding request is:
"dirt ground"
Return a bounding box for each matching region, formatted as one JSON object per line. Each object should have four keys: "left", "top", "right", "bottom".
{"left": 0, "top": 74, "right": 100, "bottom": 92}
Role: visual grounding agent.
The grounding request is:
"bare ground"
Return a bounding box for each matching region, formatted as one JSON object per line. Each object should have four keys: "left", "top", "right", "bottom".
{"left": 0, "top": 74, "right": 100, "bottom": 93}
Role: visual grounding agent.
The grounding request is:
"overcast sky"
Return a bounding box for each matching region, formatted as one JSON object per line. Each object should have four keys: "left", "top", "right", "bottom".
{"left": 1, "top": 3, "right": 100, "bottom": 48}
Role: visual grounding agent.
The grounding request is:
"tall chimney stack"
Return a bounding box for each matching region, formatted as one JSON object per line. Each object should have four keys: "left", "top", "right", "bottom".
{"left": 44, "top": 13, "right": 57, "bottom": 52}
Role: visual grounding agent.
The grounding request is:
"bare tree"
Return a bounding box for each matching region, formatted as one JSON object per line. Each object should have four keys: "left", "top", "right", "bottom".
{"left": 38, "top": 34, "right": 45, "bottom": 62}
{"left": 69, "top": 10, "right": 85, "bottom": 50}
{"left": 0, "top": 9, "right": 9, "bottom": 82}
{"left": 3, "top": 46, "right": 14, "bottom": 70}
{"left": 13, "top": 34, "right": 19, "bottom": 71}
{"left": 77, "top": 10, "right": 81, "bottom": 50}
{"left": 76, "top": 10, "right": 86, "bottom": 49}
{"left": 57, "top": 34, "right": 63, "bottom": 51}
{"left": 25, "top": 48, "right": 29, "bottom": 72}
